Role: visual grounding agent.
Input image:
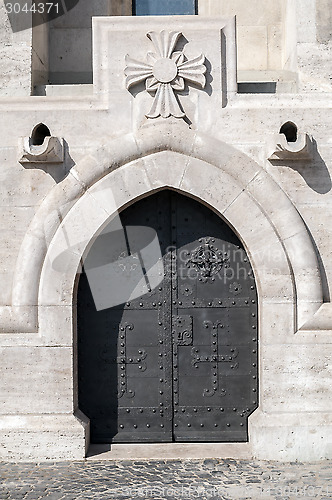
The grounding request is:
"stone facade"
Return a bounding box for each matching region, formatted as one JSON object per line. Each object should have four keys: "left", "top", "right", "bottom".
{"left": 0, "top": 1, "right": 331, "bottom": 461}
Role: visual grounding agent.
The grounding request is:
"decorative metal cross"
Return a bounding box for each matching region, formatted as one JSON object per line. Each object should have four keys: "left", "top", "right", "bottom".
{"left": 124, "top": 30, "right": 207, "bottom": 119}
{"left": 187, "top": 238, "right": 230, "bottom": 280}
{"left": 117, "top": 322, "right": 147, "bottom": 399}
{"left": 191, "top": 320, "right": 238, "bottom": 398}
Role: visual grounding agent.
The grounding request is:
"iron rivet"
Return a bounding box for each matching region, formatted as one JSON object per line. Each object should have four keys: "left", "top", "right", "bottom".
{"left": 253, "top": 376, "right": 256, "bottom": 379}
{"left": 160, "top": 391, "right": 163, "bottom": 395}
{"left": 252, "top": 363, "right": 256, "bottom": 367}
{"left": 182, "top": 409, "right": 185, "bottom": 413}
{"left": 220, "top": 408, "right": 224, "bottom": 412}
{"left": 140, "top": 409, "right": 143, "bottom": 413}
{"left": 253, "top": 389, "right": 256, "bottom": 392}
{"left": 174, "top": 423, "right": 178, "bottom": 427}
{"left": 146, "top": 424, "right": 150, "bottom": 428}
{"left": 252, "top": 350, "right": 256, "bottom": 353}
{"left": 152, "top": 409, "right": 156, "bottom": 413}
{"left": 194, "top": 408, "right": 197, "bottom": 412}
{"left": 214, "top": 424, "right": 218, "bottom": 427}
{"left": 227, "top": 423, "right": 230, "bottom": 427}
{"left": 188, "top": 423, "right": 191, "bottom": 427}
{"left": 159, "top": 340, "right": 163, "bottom": 344}
{"left": 120, "top": 425, "right": 124, "bottom": 429}
{"left": 240, "top": 423, "right": 244, "bottom": 426}
{"left": 134, "top": 424, "right": 137, "bottom": 428}
{"left": 160, "top": 424, "right": 164, "bottom": 428}
{"left": 201, "top": 424, "right": 204, "bottom": 427}
{"left": 207, "top": 408, "right": 211, "bottom": 412}
{"left": 126, "top": 409, "right": 130, "bottom": 413}
{"left": 251, "top": 300, "right": 255, "bottom": 304}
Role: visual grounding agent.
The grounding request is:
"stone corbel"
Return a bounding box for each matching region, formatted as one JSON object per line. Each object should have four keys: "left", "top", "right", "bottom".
{"left": 19, "top": 136, "right": 64, "bottom": 164}
{"left": 268, "top": 133, "right": 314, "bottom": 161}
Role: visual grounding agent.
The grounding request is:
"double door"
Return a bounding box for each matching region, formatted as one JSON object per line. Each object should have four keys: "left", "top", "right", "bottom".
{"left": 78, "top": 190, "right": 258, "bottom": 443}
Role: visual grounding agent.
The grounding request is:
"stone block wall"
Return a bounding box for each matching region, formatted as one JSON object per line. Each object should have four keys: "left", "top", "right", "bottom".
{"left": 0, "top": 8, "right": 331, "bottom": 462}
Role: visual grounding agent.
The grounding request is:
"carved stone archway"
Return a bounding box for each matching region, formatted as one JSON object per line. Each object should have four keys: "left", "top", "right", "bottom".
{"left": 0, "top": 123, "right": 328, "bottom": 461}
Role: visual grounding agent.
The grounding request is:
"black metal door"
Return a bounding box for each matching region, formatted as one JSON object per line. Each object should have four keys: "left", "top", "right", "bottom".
{"left": 78, "top": 190, "right": 258, "bottom": 443}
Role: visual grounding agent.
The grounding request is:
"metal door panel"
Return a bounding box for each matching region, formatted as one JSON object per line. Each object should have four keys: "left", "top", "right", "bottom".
{"left": 78, "top": 190, "right": 258, "bottom": 444}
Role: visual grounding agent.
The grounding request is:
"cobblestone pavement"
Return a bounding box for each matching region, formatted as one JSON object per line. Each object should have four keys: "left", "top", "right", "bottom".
{"left": 0, "top": 459, "right": 331, "bottom": 500}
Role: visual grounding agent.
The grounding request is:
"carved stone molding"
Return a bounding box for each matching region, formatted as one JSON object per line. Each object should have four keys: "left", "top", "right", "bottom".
{"left": 125, "top": 30, "right": 206, "bottom": 119}
{"left": 268, "top": 133, "right": 314, "bottom": 161}
{"left": 19, "top": 136, "right": 64, "bottom": 164}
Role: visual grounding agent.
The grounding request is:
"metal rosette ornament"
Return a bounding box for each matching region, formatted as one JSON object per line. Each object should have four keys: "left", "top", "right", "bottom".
{"left": 125, "top": 30, "right": 207, "bottom": 119}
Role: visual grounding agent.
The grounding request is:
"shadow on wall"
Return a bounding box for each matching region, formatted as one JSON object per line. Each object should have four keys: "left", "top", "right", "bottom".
{"left": 21, "top": 139, "right": 75, "bottom": 183}
{"left": 270, "top": 139, "right": 332, "bottom": 194}
{"left": 293, "top": 140, "right": 332, "bottom": 195}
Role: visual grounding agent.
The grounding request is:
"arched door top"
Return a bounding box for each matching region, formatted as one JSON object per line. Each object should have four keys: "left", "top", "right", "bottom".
{"left": 77, "top": 190, "right": 258, "bottom": 443}
{"left": 1, "top": 123, "right": 323, "bottom": 335}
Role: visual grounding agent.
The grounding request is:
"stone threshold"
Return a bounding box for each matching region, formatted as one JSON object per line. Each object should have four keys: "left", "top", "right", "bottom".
{"left": 86, "top": 443, "right": 252, "bottom": 461}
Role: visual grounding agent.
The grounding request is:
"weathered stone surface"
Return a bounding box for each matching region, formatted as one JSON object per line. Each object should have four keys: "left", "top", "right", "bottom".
{"left": 0, "top": 7, "right": 331, "bottom": 463}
